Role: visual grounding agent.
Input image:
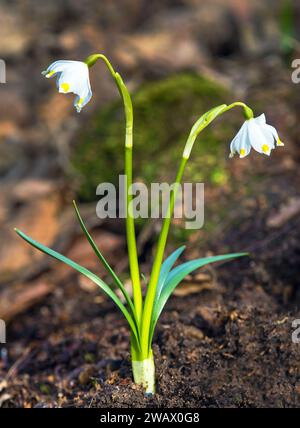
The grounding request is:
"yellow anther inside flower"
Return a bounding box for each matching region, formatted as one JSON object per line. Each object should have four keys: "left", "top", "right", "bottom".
{"left": 240, "top": 148, "right": 246, "bottom": 156}
{"left": 77, "top": 98, "right": 83, "bottom": 106}
{"left": 277, "top": 138, "right": 284, "bottom": 146}
{"left": 262, "top": 144, "right": 269, "bottom": 153}
{"left": 61, "top": 82, "right": 70, "bottom": 93}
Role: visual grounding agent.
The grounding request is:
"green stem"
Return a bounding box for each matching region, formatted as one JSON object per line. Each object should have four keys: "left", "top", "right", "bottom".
{"left": 125, "top": 133, "right": 143, "bottom": 323}
{"left": 141, "top": 157, "right": 187, "bottom": 356}
{"left": 223, "top": 102, "right": 253, "bottom": 119}
{"left": 141, "top": 100, "right": 253, "bottom": 355}
{"left": 86, "top": 53, "right": 143, "bottom": 324}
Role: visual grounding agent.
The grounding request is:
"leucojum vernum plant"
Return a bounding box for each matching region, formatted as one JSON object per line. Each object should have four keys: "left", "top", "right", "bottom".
{"left": 15, "top": 54, "right": 284, "bottom": 394}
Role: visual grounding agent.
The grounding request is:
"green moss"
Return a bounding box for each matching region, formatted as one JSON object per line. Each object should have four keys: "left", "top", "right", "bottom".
{"left": 71, "top": 73, "right": 251, "bottom": 246}
{"left": 72, "top": 73, "right": 238, "bottom": 202}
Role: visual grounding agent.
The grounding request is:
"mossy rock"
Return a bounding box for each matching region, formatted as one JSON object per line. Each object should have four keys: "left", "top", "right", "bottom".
{"left": 72, "top": 73, "right": 239, "bottom": 202}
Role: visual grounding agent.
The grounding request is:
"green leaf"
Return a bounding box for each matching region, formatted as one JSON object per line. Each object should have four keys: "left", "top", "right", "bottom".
{"left": 14, "top": 228, "right": 141, "bottom": 349}
{"left": 149, "top": 252, "right": 248, "bottom": 346}
{"left": 155, "top": 245, "right": 186, "bottom": 302}
{"left": 72, "top": 201, "right": 137, "bottom": 322}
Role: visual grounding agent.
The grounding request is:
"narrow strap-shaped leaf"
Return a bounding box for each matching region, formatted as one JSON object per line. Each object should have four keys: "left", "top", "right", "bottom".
{"left": 72, "top": 201, "right": 137, "bottom": 323}
{"left": 15, "top": 228, "right": 141, "bottom": 349}
{"left": 149, "top": 252, "right": 248, "bottom": 346}
{"left": 155, "top": 246, "right": 186, "bottom": 301}
{"left": 164, "top": 253, "right": 248, "bottom": 292}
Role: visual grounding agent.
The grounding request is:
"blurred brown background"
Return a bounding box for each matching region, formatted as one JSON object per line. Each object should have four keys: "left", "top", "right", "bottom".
{"left": 1, "top": 0, "right": 300, "bottom": 407}
{"left": 1, "top": 0, "right": 299, "bottom": 281}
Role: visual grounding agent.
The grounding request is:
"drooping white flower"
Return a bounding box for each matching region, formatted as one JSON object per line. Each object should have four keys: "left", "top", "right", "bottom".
{"left": 230, "top": 114, "right": 284, "bottom": 158}
{"left": 42, "top": 60, "right": 92, "bottom": 112}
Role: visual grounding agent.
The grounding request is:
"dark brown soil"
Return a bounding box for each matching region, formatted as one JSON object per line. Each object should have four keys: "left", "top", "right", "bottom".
{"left": 1, "top": 146, "right": 300, "bottom": 408}
{"left": 1, "top": 208, "right": 300, "bottom": 408}
{"left": 0, "top": 148, "right": 299, "bottom": 408}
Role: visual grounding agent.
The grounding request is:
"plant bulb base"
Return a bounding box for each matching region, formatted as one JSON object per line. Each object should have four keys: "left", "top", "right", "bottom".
{"left": 132, "top": 351, "right": 155, "bottom": 395}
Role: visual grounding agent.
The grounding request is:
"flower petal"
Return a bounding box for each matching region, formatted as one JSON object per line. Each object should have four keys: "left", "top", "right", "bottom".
{"left": 254, "top": 113, "right": 266, "bottom": 125}
{"left": 74, "top": 89, "right": 92, "bottom": 113}
{"left": 238, "top": 125, "right": 252, "bottom": 158}
{"left": 264, "top": 124, "right": 284, "bottom": 146}
{"left": 42, "top": 60, "right": 76, "bottom": 78}
{"left": 229, "top": 121, "right": 251, "bottom": 158}
{"left": 248, "top": 121, "right": 274, "bottom": 156}
{"left": 230, "top": 114, "right": 283, "bottom": 159}
{"left": 43, "top": 60, "right": 92, "bottom": 112}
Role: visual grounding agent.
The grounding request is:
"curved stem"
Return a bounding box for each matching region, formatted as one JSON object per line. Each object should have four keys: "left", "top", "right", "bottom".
{"left": 141, "top": 101, "right": 253, "bottom": 354}
{"left": 223, "top": 102, "right": 253, "bottom": 119}
{"left": 86, "top": 54, "right": 143, "bottom": 324}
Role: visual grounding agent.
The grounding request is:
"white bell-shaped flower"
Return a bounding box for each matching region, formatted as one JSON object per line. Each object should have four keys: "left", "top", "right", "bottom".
{"left": 230, "top": 114, "right": 284, "bottom": 158}
{"left": 42, "top": 60, "right": 92, "bottom": 112}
